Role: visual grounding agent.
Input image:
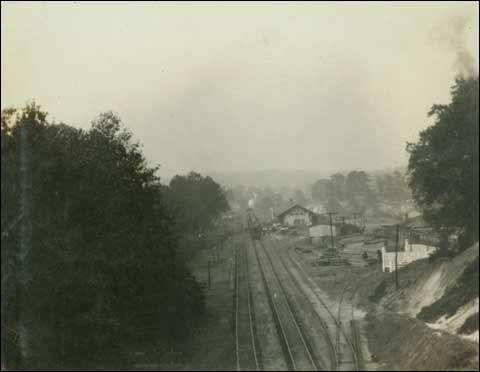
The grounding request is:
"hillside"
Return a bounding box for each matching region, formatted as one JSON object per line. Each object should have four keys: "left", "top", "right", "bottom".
{"left": 379, "top": 242, "right": 479, "bottom": 341}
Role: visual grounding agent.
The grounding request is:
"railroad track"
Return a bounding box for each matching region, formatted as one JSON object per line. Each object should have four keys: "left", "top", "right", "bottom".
{"left": 283, "top": 241, "right": 362, "bottom": 371}
{"left": 235, "top": 237, "right": 260, "bottom": 371}
{"left": 253, "top": 240, "right": 319, "bottom": 371}
{"left": 337, "top": 268, "right": 363, "bottom": 371}
{"left": 339, "top": 268, "right": 377, "bottom": 371}
{"left": 262, "top": 237, "right": 338, "bottom": 370}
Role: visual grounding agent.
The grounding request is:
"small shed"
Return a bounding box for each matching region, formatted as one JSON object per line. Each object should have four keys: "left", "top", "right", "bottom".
{"left": 309, "top": 224, "right": 336, "bottom": 247}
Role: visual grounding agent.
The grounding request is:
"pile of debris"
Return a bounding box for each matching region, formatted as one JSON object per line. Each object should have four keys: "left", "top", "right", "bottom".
{"left": 311, "top": 248, "right": 350, "bottom": 266}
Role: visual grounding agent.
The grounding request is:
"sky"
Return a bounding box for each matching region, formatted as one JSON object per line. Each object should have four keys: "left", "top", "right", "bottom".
{"left": 1, "top": 1, "right": 479, "bottom": 178}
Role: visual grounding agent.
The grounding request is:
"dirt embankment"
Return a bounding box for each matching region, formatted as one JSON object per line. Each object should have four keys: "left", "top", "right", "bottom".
{"left": 366, "top": 311, "right": 478, "bottom": 371}
{"left": 379, "top": 243, "right": 479, "bottom": 341}
{"left": 359, "top": 242, "right": 479, "bottom": 371}
{"left": 380, "top": 243, "right": 479, "bottom": 318}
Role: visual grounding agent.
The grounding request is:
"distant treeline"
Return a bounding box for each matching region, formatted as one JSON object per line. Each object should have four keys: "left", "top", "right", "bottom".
{"left": 1, "top": 104, "right": 229, "bottom": 370}
{"left": 310, "top": 169, "right": 412, "bottom": 217}
{"left": 226, "top": 168, "right": 412, "bottom": 223}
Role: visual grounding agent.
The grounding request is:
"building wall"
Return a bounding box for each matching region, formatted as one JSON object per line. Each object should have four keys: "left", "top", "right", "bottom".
{"left": 381, "top": 239, "right": 436, "bottom": 272}
{"left": 281, "top": 207, "right": 312, "bottom": 226}
{"left": 309, "top": 224, "right": 336, "bottom": 238}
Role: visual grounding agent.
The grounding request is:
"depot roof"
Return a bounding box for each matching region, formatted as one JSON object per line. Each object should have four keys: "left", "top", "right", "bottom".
{"left": 277, "top": 204, "right": 317, "bottom": 219}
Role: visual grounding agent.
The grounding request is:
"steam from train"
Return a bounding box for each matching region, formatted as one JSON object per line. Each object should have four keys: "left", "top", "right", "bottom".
{"left": 247, "top": 193, "right": 257, "bottom": 209}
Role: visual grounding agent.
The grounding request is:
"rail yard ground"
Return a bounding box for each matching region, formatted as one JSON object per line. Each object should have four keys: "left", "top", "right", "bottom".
{"left": 175, "top": 224, "right": 479, "bottom": 371}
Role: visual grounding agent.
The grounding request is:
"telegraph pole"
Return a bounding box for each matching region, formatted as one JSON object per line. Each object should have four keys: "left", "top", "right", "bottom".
{"left": 395, "top": 225, "right": 399, "bottom": 290}
{"left": 207, "top": 261, "right": 211, "bottom": 289}
{"left": 383, "top": 223, "right": 402, "bottom": 291}
{"left": 327, "top": 212, "right": 336, "bottom": 249}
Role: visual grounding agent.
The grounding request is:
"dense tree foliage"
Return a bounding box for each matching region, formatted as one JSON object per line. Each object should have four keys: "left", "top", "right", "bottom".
{"left": 293, "top": 189, "right": 307, "bottom": 206}
{"left": 1, "top": 104, "right": 206, "bottom": 370}
{"left": 345, "top": 171, "right": 376, "bottom": 215}
{"left": 407, "top": 77, "right": 479, "bottom": 248}
{"left": 167, "top": 172, "right": 230, "bottom": 235}
{"left": 311, "top": 169, "right": 412, "bottom": 218}
{"left": 375, "top": 170, "right": 412, "bottom": 207}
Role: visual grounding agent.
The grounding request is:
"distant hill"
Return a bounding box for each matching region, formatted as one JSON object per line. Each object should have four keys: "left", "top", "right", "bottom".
{"left": 205, "top": 167, "right": 408, "bottom": 190}
{"left": 160, "top": 166, "right": 409, "bottom": 191}
{"left": 205, "top": 169, "right": 332, "bottom": 190}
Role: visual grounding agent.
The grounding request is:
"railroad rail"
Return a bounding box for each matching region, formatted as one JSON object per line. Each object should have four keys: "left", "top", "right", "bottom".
{"left": 253, "top": 240, "right": 319, "bottom": 371}
{"left": 336, "top": 267, "right": 355, "bottom": 366}
{"left": 341, "top": 269, "right": 377, "bottom": 371}
{"left": 235, "top": 237, "right": 260, "bottom": 371}
{"left": 263, "top": 237, "right": 338, "bottom": 370}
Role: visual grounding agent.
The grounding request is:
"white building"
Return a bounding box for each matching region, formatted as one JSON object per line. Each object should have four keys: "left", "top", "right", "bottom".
{"left": 380, "top": 239, "right": 436, "bottom": 272}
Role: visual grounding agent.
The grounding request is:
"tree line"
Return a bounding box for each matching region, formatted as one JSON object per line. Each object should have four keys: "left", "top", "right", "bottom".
{"left": 225, "top": 168, "right": 412, "bottom": 224}
{"left": 311, "top": 169, "right": 411, "bottom": 217}
{"left": 1, "top": 104, "right": 229, "bottom": 370}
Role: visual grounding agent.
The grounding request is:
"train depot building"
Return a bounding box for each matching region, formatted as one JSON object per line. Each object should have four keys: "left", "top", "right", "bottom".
{"left": 276, "top": 204, "right": 318, "bottom": 227}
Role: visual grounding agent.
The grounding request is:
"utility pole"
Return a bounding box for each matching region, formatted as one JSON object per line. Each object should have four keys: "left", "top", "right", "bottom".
{"left": 327, "top": 212, "right": 336, "bottom": 249}
{"left": 382, "top": 223, "right": 403, "bottom": 291}
{"left": 395, "top": 225, "right": 399, "bottom": 290}
{"left": 207, "top": 261, "right": 211, "bottom": 289}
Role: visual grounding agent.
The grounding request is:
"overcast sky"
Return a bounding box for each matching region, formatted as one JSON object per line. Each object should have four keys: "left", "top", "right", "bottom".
{"left": 2, "top": 1, "right": 479, "bottom": 177}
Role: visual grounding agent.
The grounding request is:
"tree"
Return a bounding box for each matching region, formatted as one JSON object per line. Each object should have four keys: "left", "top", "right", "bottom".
{"left": 1, "top": 105, "right": 205, "bottom": 370}
{"left": 330, "top": 173, "right": 346, "bottom": 200}
{"left": 167, "top": 172, "right": 230, "bottom": 235}
{"left": 311, "top": 175, "right": 346, "bottom": 214}
{"left": 293, "top": 189, "right": 307, "bottom": 206}
{"left": 345, "top": 170, "right": 373, "bottom": 215}
{"left": 375, "top": 170, "right": 411, "bottom": 207}
{"left": 407, "top": 76, "right": 479, "bottom": 248}
{"left": 312, "top": 179, "right": 331, "bottom": 202}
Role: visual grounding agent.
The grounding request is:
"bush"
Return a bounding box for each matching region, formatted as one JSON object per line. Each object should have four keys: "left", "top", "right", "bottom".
{"left": 369, "top": 280, "right": 388, "bottom": 303}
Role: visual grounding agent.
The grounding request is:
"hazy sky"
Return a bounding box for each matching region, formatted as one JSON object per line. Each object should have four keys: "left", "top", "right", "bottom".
{"left": 2, "top": 2, "right": 479, "bottom": 177}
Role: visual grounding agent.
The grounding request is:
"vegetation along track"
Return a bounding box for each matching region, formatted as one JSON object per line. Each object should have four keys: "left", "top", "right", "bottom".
{"left": 284, "top": 242, "right": 362, "bottom": 371}
{"left": 253, "top": 240, "right": 320, "bottom": 371}
{"left": 235, "top": 237, "right": 260, "bottom": 371}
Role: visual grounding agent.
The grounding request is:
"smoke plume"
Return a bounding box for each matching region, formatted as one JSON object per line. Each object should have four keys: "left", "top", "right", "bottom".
{"left": 431, "top": 13, "right": 478, "bottom": 78}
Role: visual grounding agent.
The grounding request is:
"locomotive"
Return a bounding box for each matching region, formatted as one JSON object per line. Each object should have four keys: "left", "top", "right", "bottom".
{"left": 245, "top": 207, "right": 263, "bottom": 240}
